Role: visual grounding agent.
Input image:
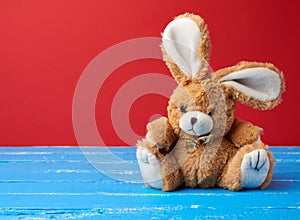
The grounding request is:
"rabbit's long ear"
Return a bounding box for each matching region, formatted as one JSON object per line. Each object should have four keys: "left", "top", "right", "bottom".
{"left": 162, "top": 13, "right": 210, "bottom": 84}
{"left": 215, "top": 61, "right": 285, "bottom": 110}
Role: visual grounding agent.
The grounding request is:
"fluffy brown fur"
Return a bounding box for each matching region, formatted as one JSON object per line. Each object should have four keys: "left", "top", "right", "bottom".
{"left": 137, "top": 13, "right": 285, "bottom": 191}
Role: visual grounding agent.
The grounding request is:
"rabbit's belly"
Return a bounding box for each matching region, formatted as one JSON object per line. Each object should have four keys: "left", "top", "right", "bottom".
{"left": 180, "top": 151, "right": 218, "bottom": 188}
{"left": 175, "top": 138, "right": 235, "bottom": 189}
{"left": 180, "top": 152, "right": 201, "bottom": 188}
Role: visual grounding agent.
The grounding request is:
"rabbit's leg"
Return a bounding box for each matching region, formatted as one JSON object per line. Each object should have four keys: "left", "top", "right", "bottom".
{"left": 219, "top": 140, "right": 274, "bottom": 191}
{"left": 240, "top": 148, "right": 271, "bottom": 189}
{"left": 136, "top": 117, "right": 183, "bottom": 191}
{"left": 136, "top": 145, "right": 183, "bottom": 191}
{"left": 136, "top": 146, "right": 163, "bottom": 189}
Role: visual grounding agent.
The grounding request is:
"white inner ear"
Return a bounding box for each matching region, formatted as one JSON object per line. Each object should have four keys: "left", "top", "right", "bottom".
{"left": 162, "top": 18, "right": 201, "bottom": 78}
{"left": 218, "top": 67, "right": 281, "bottom": 102}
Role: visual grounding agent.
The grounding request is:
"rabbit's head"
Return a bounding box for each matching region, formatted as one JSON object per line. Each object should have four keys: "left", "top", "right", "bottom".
{"left": 162, "top": 13, "right": 285, "bottom": 140}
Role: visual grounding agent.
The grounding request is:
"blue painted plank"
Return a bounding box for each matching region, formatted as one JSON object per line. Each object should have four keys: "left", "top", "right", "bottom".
{"left": 0, "top": 147, "right": 299, "bottom": 219}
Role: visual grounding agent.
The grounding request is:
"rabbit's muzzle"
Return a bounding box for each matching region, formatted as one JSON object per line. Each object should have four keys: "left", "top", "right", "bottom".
{"left": 179, "top": 111, "right": 213, "bottom": 136}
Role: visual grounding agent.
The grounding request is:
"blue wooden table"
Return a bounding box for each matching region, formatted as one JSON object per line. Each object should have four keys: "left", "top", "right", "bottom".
{"left": 0, "top": 147, "right": 299, "bottom": 219}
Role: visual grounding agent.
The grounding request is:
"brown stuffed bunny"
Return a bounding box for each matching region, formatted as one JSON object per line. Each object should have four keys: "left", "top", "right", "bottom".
{"left": 136, "top": 13, "right": 285, "bottom": 191}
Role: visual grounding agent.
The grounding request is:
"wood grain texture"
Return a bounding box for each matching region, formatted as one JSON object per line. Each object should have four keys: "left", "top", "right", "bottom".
{"left": 0, "top": 147, "right": 299, "bottom": 219}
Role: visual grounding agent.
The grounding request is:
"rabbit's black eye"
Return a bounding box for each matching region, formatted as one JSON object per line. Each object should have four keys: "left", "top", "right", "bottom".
{"left": 208, "top": 107, "right": 215, "bottom": 116}
{"left": 180, "top": 105, "right": 187, "bottom": 113}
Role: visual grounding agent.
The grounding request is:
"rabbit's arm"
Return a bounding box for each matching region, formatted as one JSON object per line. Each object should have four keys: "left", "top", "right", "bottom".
{"left": 226, "top": 119, "right": 262, "bottom": 148}
{"left": 144, "top": 117, "right": 177, "bottom": 154}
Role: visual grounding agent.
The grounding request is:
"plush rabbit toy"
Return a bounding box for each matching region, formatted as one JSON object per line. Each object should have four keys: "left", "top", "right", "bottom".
{"left": 136, "top": 13, "right": 285, "bottom": 191}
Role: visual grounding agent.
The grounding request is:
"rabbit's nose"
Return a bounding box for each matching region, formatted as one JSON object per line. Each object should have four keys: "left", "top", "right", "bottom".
{"left": 191, "top": 117, "right": 197, "bottom": 125}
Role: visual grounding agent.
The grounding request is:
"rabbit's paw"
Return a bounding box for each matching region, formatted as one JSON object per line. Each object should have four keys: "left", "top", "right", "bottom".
{"left": 241, "top": 149, "right": 270, "bottom": 188}
{"left": 136, "top": 147, "right": 162, "bottom": 189}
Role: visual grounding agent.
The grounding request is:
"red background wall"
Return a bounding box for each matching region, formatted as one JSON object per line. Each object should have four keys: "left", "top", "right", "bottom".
{"left": 0, "top": 0, "right": 299, "bottom": 146}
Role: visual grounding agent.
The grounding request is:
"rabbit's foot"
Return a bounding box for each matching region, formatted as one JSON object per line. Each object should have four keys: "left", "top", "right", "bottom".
{"left": 136, "top": 147, "right": 162, "bottom": 189}
{"left": 241, "top": 149, "right": 270, "bottom": 188}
